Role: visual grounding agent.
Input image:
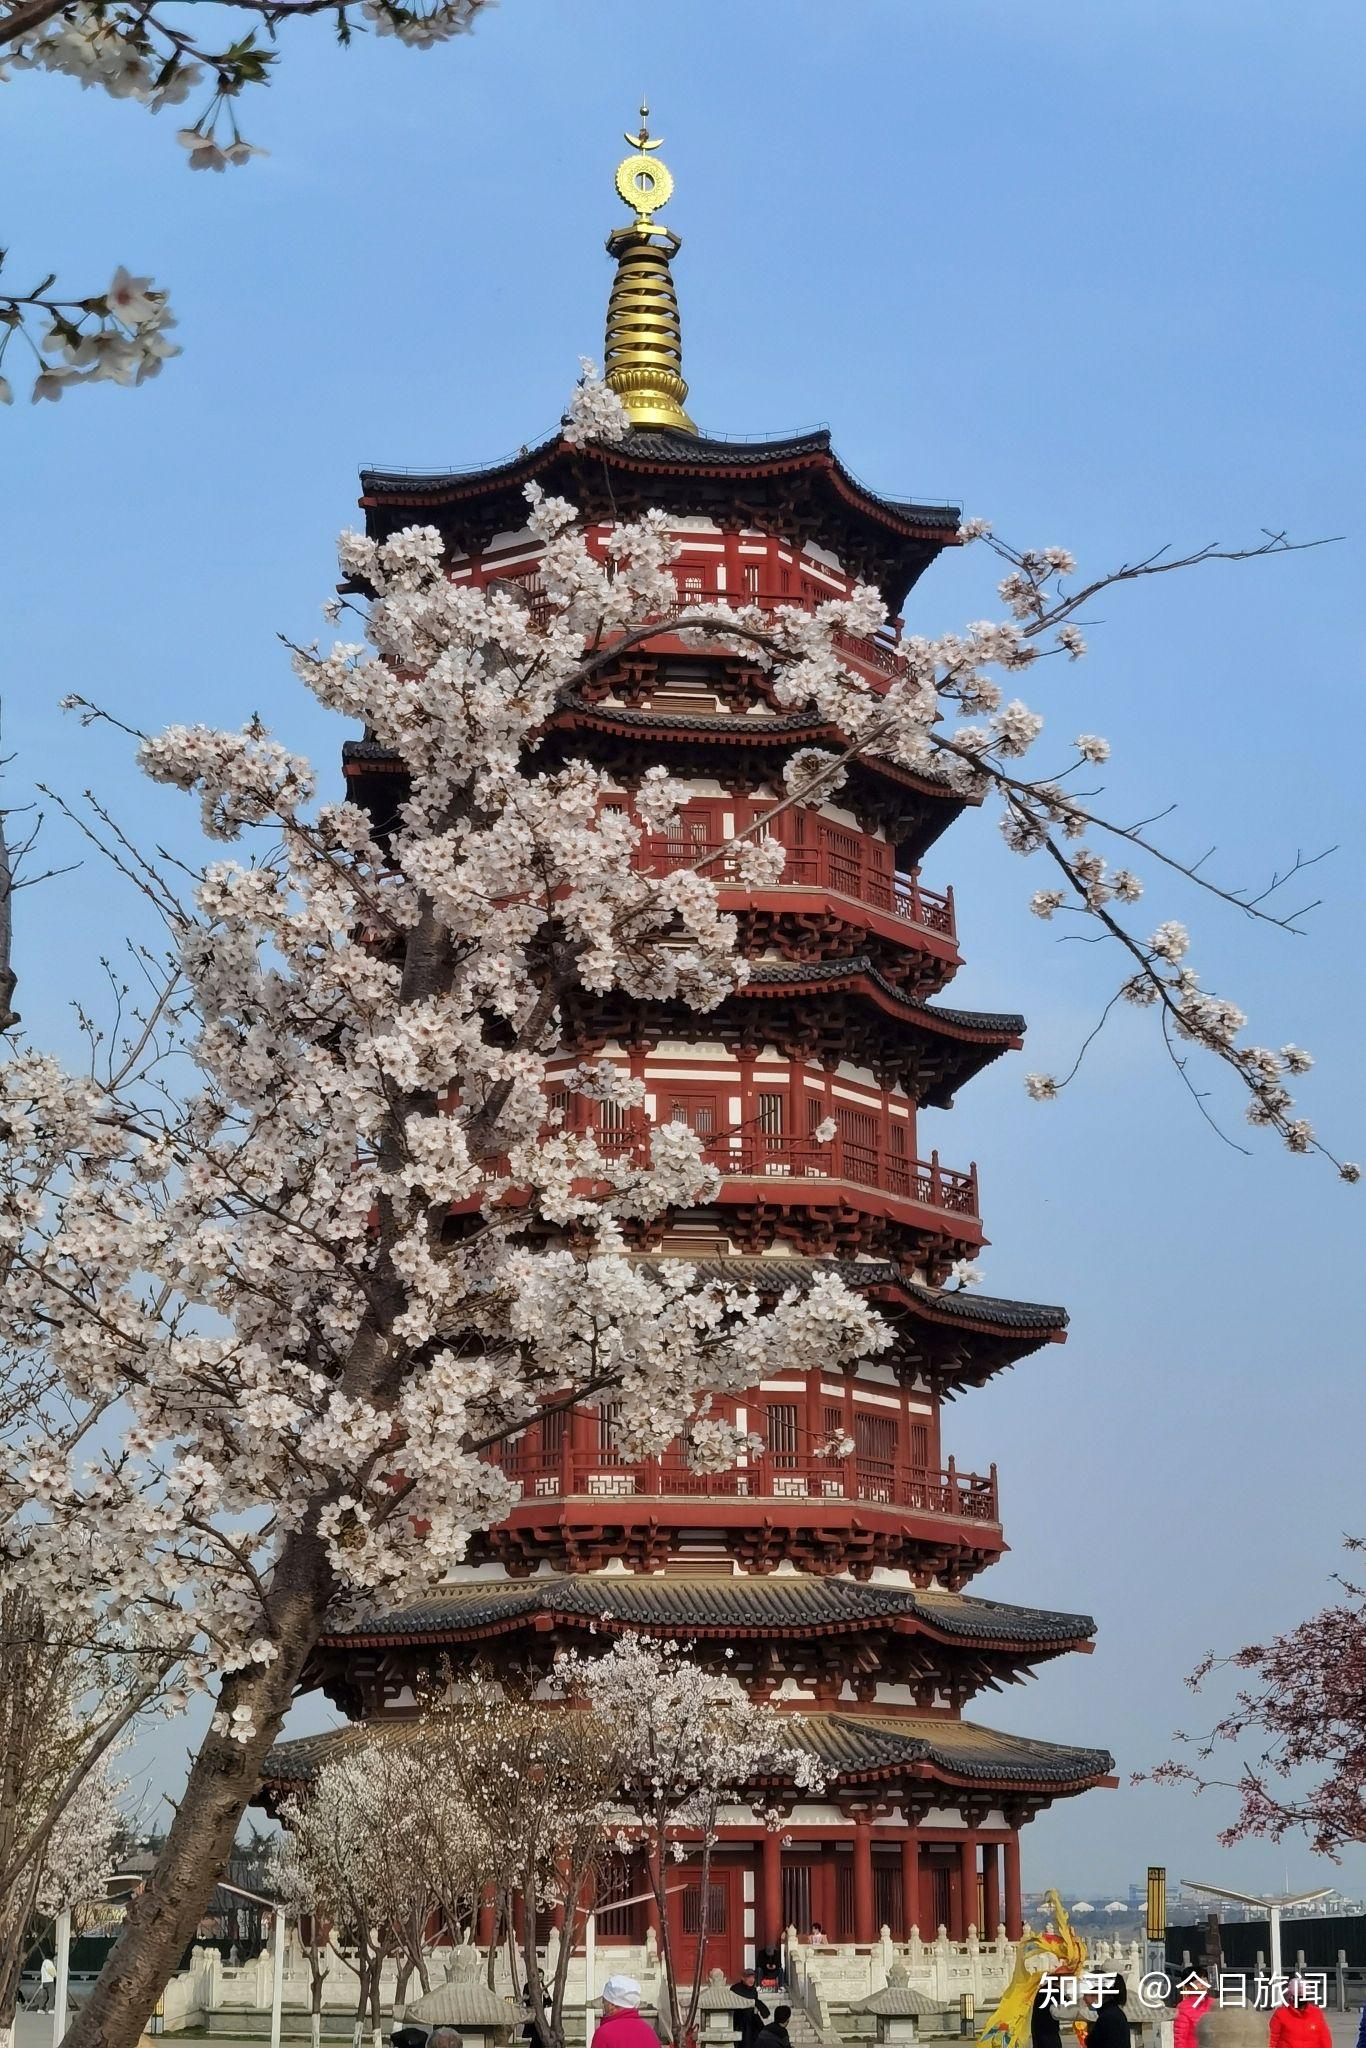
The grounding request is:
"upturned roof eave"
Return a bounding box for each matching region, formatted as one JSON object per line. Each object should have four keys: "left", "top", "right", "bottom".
{"left": 359, "top": 428, "right": 960, "bottom": 545}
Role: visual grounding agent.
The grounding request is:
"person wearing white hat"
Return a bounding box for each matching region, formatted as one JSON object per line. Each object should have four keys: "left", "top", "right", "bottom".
{"left": 593, "top": 1975, "right": 656, "bottom": 2048}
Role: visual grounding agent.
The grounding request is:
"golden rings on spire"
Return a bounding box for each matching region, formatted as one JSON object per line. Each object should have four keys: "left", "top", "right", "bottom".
{"left": 603, "top": 100, "right": 696, "bottom": 434}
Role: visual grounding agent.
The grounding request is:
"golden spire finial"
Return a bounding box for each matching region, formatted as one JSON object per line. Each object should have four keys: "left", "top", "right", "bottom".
{"left": 603, "top": 100, "right": 696, "bottom": 435}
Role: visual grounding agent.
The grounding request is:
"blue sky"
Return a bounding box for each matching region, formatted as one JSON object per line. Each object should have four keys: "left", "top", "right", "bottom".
{"left": 4, "top": 1, "right": 1364, "bottom": 1896}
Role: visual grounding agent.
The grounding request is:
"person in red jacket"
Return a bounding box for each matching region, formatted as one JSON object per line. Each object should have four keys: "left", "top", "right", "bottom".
{"left": 1173, "top": 1972, "right": 1212, "bottom": 2048}
{"left": 591, "top": 1977, "right": 658, "bottom": 2048}
{"left": 1268, "top": 1979, "right": 1331, "bottom": 2048}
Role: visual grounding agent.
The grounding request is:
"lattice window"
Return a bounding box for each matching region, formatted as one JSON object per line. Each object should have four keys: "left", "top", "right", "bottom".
{"left": 836, "top": 1106, "right": 878, "bottom": 1186}
{"left": 782, "top": 1864, "right": 812, "bottom": 1935}
{"left": 670, "top": 1094, "right": 718, "bottom": 1138}
{"left": 766, "top": 1402, "right": 799, "bottom": 1467}
{"left": 595, "top": 1857, "right": 642, "bottom": 1941}
{"left": 874, "top": 1864, "right": 903, "bottom": 1940}
{"left": 594, "top": 1096, "right": 628, "bottom": 1155}
{"left": 855, "top": 1411, "right": 897, "bottom": 1503}
{"left": 597, "top": 1399, "right": 622, "bottom": 1459}
{"left": 682, "top": 1881, "right": 727, "bottom": 1935}
{"left": 835, "top": 1858, "right": 854, "bottom": 1940}
{"left": 757, "top": 1091, "right": 786, "bottom": 1172}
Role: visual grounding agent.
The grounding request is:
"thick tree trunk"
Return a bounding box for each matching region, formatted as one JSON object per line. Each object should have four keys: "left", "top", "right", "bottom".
{"left": 62, "top": 1529, "right": 335, "bottom": 2048}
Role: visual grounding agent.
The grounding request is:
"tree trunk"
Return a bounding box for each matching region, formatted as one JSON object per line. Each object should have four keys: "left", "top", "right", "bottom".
{"left": 647, "top": 1822, "right": 682, "bottom": 2048}
{"left": 308, "top": 1938, "right": 324, "bottom": 2048}
{"left": 62, "top": 1528, "right": 336, "bottom": 2048}
{"left": 368, "top": 1963, "right": 382, "bottom": 2048}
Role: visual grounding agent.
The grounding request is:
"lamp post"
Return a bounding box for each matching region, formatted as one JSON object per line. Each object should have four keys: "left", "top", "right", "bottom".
{"left": 1145, "top": 1869, "right": 1167, "bottom": 1984}
{"left": 1179, "top": 1881, "right": 1334, "bottom": 1989}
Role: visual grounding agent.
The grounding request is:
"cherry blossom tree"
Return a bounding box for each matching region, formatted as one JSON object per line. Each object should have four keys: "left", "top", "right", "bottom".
{"left": 0, "top": 1591, "right": 132, "bottom": 2048}
{"left": 1149, "top": 1538, "right": 1366, "bottom": 1857}
{"left": 414, "top": 1671, "right": 623, "bottom": 2044}
{"left": 0, "top": 373, "right": 1351, "bottom": 2048}
{"left": 0, "top": 0, "right": 490, "bottom": 402}
{"left": 276, "top": 1744, "right": 435, "bottom": 2048}
{"left": 560, "top": 1639, "right": 824, "bottom": 2046}
{"left": 267, "top": 1825, "right": 332, "bottom": 2048}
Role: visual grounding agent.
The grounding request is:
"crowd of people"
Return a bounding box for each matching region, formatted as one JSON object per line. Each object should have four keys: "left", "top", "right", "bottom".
{"left": 388, "top": 1952, "right": 1355, "bottom": 2048}
{"left": 1031, "top": 1970, "right": 1337, "bottom": 2048}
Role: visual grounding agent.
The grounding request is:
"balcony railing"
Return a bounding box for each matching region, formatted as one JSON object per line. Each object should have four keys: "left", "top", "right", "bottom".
{"left": 639, "top": 837, "right": 956, "bottom": 941}
{"left": 502, "top": 1450, "right": 999, "bottom": 1521}
{"left": 594, "top": 1127, "right": 979, "bottom": 1219}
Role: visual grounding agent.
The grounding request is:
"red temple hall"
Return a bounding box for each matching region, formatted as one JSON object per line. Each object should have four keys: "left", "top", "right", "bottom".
{"left": 262, "top": 118, "right": 1111, "bottom": 1983}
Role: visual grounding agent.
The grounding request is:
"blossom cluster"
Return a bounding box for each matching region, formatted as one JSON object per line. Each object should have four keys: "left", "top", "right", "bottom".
{"left": 2, "top": 0, "right": 493, "bottom": 170}
{"left": 0, "top": 483, "right": 898, "bottom": 1718}
{"left": 0, "top": 265, "right": 177, "bottom": 404}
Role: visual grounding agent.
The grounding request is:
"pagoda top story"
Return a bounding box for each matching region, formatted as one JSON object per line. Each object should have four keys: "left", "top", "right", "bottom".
{"left": 360, "top": 105, "right": 958, "bottom": 610}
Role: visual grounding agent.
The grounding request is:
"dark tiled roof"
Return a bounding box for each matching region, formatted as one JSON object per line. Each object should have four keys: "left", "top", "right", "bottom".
{"left": 261, "top": 1709, "right": 1111, "bottom": 1794}
{"left": 786, "top": 1714, "right": 1113, "bottom": 1788}
{"left": 358, "top": 430, "right": 960, "bottom": 613}
{"left": 316, "top": 1573, "right": 1095, "bottom": 1650}
{"left": 624, "top": 1257, "right": 1066, "bottom": 1336}
{"left": 360, "top": 429, "right": 960, "bottom": 535}
{"left": 343, "top": 714, "right": 959, "bottom": 804}
{"left": 741, "top": 958, "right": 1024, "bottom": 1041}
{"left": 902, "top": 1281, "right": 1068, "bottom": 1332}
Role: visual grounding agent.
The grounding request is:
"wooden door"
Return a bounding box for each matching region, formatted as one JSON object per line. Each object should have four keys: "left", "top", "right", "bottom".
{"left": 668, "top": 1091, "right": 723, "bottom": 1168}
{"left": 667, "top": 1862, "right": 742, "bottom": 1982}
{"left": 667, "top": 805, "right": 721, "bottom": 875}
{"left": 855, "top": 1411, "right": 898, "bottom": 1503}
{"left": 834, "top": 1105, "right": 878, "bottom": 1187}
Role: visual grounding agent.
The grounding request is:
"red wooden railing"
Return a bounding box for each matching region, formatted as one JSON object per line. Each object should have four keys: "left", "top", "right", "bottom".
{"left": 638, "top": 837, "right": 956, "bottom": 940}
{"left": 593, "top": 1126, "right": 979, "bottom": 1219}
{"left": 502, "top": 1449, "right": 999, "bottom": 1521}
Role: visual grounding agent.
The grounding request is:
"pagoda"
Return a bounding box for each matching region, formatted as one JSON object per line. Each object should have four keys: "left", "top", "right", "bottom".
{"left": 262, "top": 111, "right": 1112, "bottom": 1980}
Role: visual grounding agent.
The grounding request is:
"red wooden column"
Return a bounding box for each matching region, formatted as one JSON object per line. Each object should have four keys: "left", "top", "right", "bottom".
{"left": 957, "top": 1831, "right": 979, "bottom": 1937}
{"left": 852, "top": 1815, "right": 876, "bottom": 1942}
{"left": 804, "top": 1366, "right": 823, "bottom": 1466}
{"left": 569, "top": 1391, "right": 593, "bottom": 1491}
{"left": 476, "top": 1888, "right": 497, "bottom": 1949}
{"left": 982, "top": 1844, "right": 1001, "bottom": 1937}
{"left": 1003, "top": 1833, "right": 1023, "bottom": 1940}
{"left": 762, "top": 1829, "right": 783, "bottom": 1948}
{"left": 900, "top": 1824, "right": 922, "bottom": 1937}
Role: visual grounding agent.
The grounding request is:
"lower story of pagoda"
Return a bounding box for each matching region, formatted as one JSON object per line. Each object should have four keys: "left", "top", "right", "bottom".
{"left": 261, "top": 1716, "right": 1113, "bottom": 1978}
{"left": 565, "top": 1819, "right": 1033, "bottom": 1972}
